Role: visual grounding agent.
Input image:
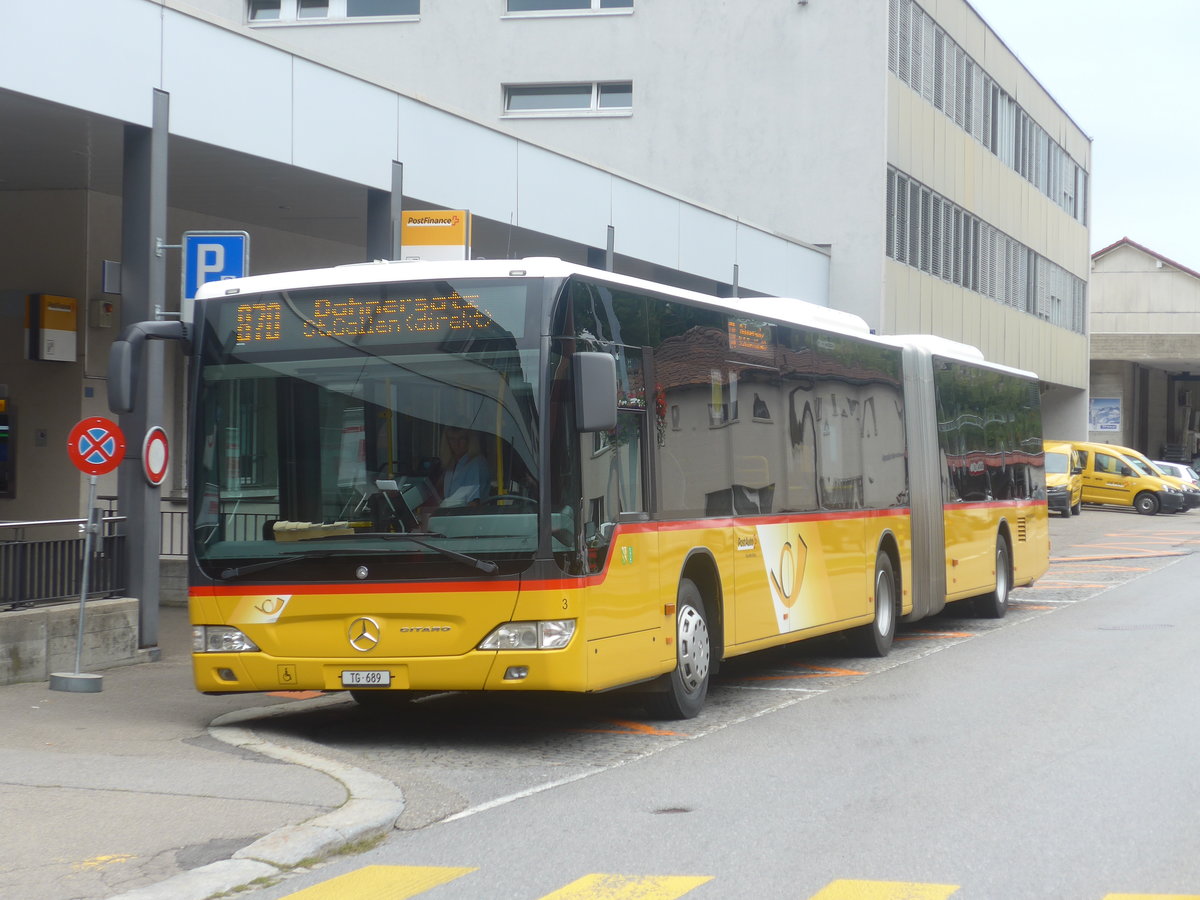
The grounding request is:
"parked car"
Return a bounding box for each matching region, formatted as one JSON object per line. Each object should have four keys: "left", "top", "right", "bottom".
{"left": 1115, "top": 446, "right": 1200, "bottom": 511}
{"left": 1056, "top": 440, "right": 1186, "bottom": 516}
{"left": 1153, "top": 459, "right": 1200, "bottom": 488}
{"left": 1043, "top": 440, "right": 1083, "bottom": 517}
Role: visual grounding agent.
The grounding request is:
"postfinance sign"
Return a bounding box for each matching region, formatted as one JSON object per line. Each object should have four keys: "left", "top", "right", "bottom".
{"left": 400, "top": 210, "right": 471, "bottom": 261}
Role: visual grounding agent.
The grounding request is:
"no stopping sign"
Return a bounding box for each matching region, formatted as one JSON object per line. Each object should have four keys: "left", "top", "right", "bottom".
{"left": 67, "top": 417, "right": 126, "bottom": 476}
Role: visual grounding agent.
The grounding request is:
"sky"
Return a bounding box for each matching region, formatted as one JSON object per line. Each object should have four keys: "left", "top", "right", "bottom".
{"left": 964, "top": 0, "right": 1200, "bottom": 268}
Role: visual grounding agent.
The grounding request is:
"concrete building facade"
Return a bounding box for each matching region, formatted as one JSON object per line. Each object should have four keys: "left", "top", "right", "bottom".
{"left": 1089, "top": 238, "right": 1200, "bottom": 464}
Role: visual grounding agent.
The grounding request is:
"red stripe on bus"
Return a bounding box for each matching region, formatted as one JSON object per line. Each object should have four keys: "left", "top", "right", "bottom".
{"left": 191, "top": 507, "right": 916, "bottom": 597}
{"left": 941, "top": 499, "right": 1046, "bottom": 512}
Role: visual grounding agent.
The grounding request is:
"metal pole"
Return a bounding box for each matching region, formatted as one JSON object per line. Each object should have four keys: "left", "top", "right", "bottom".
{"left": 51, "top": 476, "right": 103, "bottom": 692}
{"left": 74, "top": 476, "right": 98, "bottom": 674}
{"left": 118, "top": 89, "right": 168, "bottom": 651}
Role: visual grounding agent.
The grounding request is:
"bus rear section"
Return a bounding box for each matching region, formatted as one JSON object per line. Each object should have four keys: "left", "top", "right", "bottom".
{"left": 898, "top": 338, "right": 1049, "bottom": 620}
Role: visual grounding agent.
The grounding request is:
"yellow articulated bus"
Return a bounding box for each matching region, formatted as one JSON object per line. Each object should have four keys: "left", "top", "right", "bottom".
{"left": 110, "top": 259, "right": 1048, "bottom": 718}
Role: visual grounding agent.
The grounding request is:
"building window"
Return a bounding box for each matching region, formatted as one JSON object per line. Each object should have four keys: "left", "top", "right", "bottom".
{"left": 887, "top": 0, "right": 1087, "bottom": 227}
{"left": 885, "top": 166, "right": 1087, "bottom": 335}
{"left": 249, "top": 0, "right": 418, "bottom": 23}
{"left": 504, "top": 81, "right": 632, "bottom": 115}
{"left": 507, "top": 0, "right": 632, "bottom": 11}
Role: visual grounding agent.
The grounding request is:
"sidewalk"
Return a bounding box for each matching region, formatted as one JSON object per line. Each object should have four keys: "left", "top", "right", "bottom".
{"left": 0, "top": 604, "right": 404, "bottom": 900}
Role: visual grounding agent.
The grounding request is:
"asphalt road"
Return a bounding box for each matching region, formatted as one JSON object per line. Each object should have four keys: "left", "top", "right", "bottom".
{"left": 229, "top": 506, "right": 1200, "bottom": 899}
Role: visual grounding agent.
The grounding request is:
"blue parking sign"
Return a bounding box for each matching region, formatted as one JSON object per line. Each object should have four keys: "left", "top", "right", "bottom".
{"left": 183, "top": 231, "right": 250, "bottom": 300}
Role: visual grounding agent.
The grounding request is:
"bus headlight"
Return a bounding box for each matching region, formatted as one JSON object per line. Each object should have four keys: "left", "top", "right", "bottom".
{"left": 479, "top": 620, "right": 576, "bottom": 651}
{"left": 193, "top": 626, "right": 260, "bottom": 653}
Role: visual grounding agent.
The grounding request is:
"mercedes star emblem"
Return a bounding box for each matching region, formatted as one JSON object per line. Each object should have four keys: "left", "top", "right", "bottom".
{"left": 348, "top": 616, "right": 381, "bottom": 652}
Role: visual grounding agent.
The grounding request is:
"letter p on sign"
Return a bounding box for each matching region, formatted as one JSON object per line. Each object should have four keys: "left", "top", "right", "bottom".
{"left": 197, "top": 244, "right": 226, "bottom": 282}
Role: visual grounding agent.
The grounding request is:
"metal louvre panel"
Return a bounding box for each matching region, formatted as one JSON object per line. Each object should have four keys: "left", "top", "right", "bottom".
{"left": 920, "top": 188, "right": 932, "bottom": 273}
{"left": 888, "top": 0, "right": 899, "bottom": 74}
{"left": 884, "top": 167, "right": 1085, "bottom": 334}
{"left": 930, "top": 193, "right": 942, "bottom": 277}
{"left": 921, "top": 14, "right": 936, "bottom": 103}
{"left": 941, "top": 202, "right": 953, "bottom": 281}
{"left": 909, "top": 4, "right": 923, "bottom": 93}
{"left": 886, "top": 168, "right": 896, "bottom": 259}
{"left": 893, "top": 1, "right": 1087, "bottom": 221}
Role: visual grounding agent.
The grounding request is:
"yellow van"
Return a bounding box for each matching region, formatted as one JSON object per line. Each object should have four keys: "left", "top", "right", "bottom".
{"left": 1060, "top": 440, "right": 1185, "bottom": 516}
{"left": 1112, "top": 445, "right": 1200, "bottom": 511}
{"left": 1043, "top": 440, "right": 1083, "bottom": 517}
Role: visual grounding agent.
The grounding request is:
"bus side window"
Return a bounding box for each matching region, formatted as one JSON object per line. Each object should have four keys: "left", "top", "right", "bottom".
{"left": 582, "top": 410, "right": 645, "bottom": 572}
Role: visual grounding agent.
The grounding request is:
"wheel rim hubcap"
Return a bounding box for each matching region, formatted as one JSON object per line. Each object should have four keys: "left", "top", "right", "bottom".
{"left": 677, "top": 605, "right": 710, "bottom": 693}
{"left": 876, "top": 569, "right": 893, "bottom": 635}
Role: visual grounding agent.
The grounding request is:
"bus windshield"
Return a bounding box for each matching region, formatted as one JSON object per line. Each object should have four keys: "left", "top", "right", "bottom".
{"left": 190, "top": 278, "right": 544, "bottom": 580}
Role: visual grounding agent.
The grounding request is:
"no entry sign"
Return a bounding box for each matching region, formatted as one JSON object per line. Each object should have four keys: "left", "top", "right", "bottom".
{"left": 142, "top": 426, "right": 169, "bottom": 486}
{"left": 67, "top": 417, "right": 126, "bottom": 476}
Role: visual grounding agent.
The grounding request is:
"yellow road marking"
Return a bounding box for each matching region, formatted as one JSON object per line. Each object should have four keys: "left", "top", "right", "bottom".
{"left": 280, "top": 865, "right": 476, "bottom": 899}
{"left": 74, "top": 854, "right": 134, "bottom": 870}
{"left": 810, "top": 880, "right": 959, "bottom": 899}
{"left": 538, "top": 873, "right": 713, "bottom": 899}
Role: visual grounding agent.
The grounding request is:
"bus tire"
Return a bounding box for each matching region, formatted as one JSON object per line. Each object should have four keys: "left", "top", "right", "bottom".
{"left": 975, "top": 538, "right": 1010, "bottom": 619}
{"left": 1134, "top": 492, "right": 1159, "bottom": 516}
{"left": 847, "top": 551, "right": 897, "bottom": 657}
{"left": 646, "top": 579, "right": 711, "bottom": 720}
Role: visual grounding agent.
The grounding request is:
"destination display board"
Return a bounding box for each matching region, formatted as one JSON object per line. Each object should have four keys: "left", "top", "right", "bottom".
{"left": 209, "top": 281, "right": 532, "bottom": 352}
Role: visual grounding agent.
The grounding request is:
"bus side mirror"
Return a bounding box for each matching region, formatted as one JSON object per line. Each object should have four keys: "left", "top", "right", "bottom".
{"left": 108, "top": 339, "right": 135, "bottom": 413}
{"left": 573, "top": 351, "right": 618, "bottom": 432}
{"left": 107, "top": 320, "right": 191, "bottom": 414}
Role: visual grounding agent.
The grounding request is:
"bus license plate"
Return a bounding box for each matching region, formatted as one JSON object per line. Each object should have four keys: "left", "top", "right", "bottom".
{"left": 341, "top": 670, "right": 391, "bottom": 687}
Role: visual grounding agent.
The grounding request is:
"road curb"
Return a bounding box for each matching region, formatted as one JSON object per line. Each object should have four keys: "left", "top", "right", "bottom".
{"left": 107, "top": 695, "right": 404, "bottom": 900}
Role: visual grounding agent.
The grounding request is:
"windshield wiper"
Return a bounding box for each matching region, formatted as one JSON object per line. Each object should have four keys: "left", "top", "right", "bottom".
{"left": 352, "top": 532, "right": 500, "bottom": 574}
{"left": 217, "top": 535, "right": 498, "bottom": 580}
{"left": 219, "top": 548, "right": 395, "bottom": 580}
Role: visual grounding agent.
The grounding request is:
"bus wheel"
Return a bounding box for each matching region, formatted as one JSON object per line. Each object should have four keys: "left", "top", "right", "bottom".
{"left": 1134, "top": 492, "right": 1160, "bottom": 516}
{"left": 646, "top": 579, "right": 711, "bottom": 720}
{"left": 975, "top": 538, "right": 1010, "bottom": 619}
{"left": 847, "top": 551, "right": 897, "bottom": 657}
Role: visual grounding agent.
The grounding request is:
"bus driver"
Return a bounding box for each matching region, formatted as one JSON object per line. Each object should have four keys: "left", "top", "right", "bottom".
{"left": 438, "top": 426, "right": 490, "bottom": 507}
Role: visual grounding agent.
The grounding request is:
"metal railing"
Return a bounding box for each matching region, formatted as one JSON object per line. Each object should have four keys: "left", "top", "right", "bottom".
{"left": 0, "top": 517, "right": 127, "bottom": 611}
{"left": 160, "top": 510, "right": 273, "bottom": 556}
{"left": 161, "top": 510, "right": 188, "bottom": 557}
{"left": 2, "top": 510, "right": 276, "bottom": 610}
